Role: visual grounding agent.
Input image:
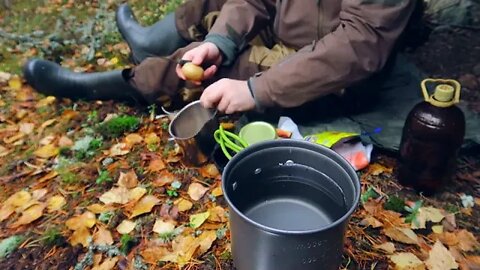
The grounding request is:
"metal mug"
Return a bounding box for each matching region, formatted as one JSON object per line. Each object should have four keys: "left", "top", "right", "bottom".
{"left": 168, "top": 100, "right": 219, "bottom": 166}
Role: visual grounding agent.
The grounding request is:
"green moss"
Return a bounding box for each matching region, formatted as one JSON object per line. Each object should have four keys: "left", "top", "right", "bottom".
{"left": 41, "top": 228, "right": 65, "bottom": 247}
{"left": 384, "top": 195, "right": 406, "bottom": 213}
{"left": 97, "top": 115, "right": 140, "bottom": 138}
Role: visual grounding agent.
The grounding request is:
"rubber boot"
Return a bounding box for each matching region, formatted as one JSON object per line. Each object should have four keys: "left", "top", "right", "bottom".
{"left": 116, "top": 4, "right": 188, "bottom": 63}
{"left": 23, "top": 59, "right": 145, "bottom": 103}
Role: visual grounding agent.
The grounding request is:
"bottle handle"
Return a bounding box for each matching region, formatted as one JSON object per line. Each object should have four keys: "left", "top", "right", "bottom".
{"left": 421, "top": 78, "right": 461, "bottom": 107}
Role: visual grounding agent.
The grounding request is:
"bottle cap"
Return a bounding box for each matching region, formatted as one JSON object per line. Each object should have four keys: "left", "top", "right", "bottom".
{"left": 433, "top": 84, "right": 455, "bottom": 102}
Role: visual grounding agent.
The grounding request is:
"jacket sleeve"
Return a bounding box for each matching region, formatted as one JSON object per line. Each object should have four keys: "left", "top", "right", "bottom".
{"left": 251, "top": 0, "right": 416, "bottom": 108}
{"left": 203, "top": 0, "right": 275, "bottom": 65}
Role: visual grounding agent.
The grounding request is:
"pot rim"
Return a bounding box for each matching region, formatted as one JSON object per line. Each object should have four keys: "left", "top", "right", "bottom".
{"left": 222, "top": 139, "right": 361, "bottom": 235}
{"left": 168, "top": 100, "right": 217, "bottom": 140}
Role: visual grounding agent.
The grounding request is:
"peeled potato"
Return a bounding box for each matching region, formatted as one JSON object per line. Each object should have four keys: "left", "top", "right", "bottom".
{"left": 181, "top": 62, "right": 204, "bottom": 81}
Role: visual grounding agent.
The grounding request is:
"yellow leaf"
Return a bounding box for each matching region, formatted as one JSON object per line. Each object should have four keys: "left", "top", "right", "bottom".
{"left": 432, "top": 225, "right": 443, "bottom": 234}
{"left": 153, "top": 219, "right": 176, "bottom": 235}
{"left": 359, "top": 216, "right": 383, "bottom": 228}
{"left": 116, "top": 220, "right": 136, "bottom": 234}
{"left": 128, "top": 187, "right": 147, "bottom": 203}
{"left": 94, "top": 227, "right": 114, "bottom": 245}
{"left": 211, "top": 186, "right": 223, "bottom": 197}
{"left": 144, "top": 133, "right": 160, "bottom": 145}
{"left": 148, "top": 158, "right": 166, "bottom": 173}
{"left": 125, "top": 133, "right": 143, "bottom": 146}
{"left": 34, "top": 144, "right": 59, "bottom": 158}
{"left": 6, "top": 190, "right": 32, "bottom": 208}
{"left": 368, "top": 163, "right": 393, "bottom": 176}
{"left": 188, "top": 182, "right": 209, "bottom": 201}
{"left": 140, "top": 243, "right": 171, "bottom": 264}
{"left": 66, "top": 212, "right": 96, "bottom": 230}
{"left": 199, "top": 164, "right": 220, "bottom": 179}
{"left": 425, "top": 241, "right": 459, "bottom": 270}
{"left": 390, "top": 252, "right": 425, "bottom": 270}
{"left": 109, "top": 57, "right": 119, "bottom": 65}
{"left": 8, "top": 76, "right": 22, "bottom": 90}
{"left": 208, "top": 206, "right": 228, "bottom": 223}
{"left": 99, "top": 187, "right": 130, "bottom": 205}
{"left": 70, "top": 226, "right": 91, "bottom": 247}
{"left": 172, "top": 235, "right": 199, "bottom": 267}
{"left": 0, "top": 204, "right": 15, "bottom": 222}
{"left": 412, "top": 207, "right": 445, "bottom": 229}
{"left": 91, "top": 257, "right": 118, "bottom": 270}
{"left": 190, "top": 211, "right": 210, "bottom": 229}
{"left": 109, "top": 143, "right": 130, "bottom": 156}
{"left": 9, "top": 204, "right": 46, "bottom": 228}
{"left": 129, "top": 195, "right": 160, "bottom": 218}
{"left": 174, "top": 198, "right": 193, "bottom": 212}
{"left": 19, "top": 123, "right": 35, "bottom": 135}
{"left": 456, "top": 229, "right": 480, "bottom": 252}
{"left": 47, "top": 195, "right": 66, "bottom": 212}
{"left": 374, "top": 242, "right": 396, "bottom": 254}
{"left": 37, "top": 171, "right": 58, "bottom": 183}
{"left": 117, "top": 170, "right": 138, "bottom": 189}
{"left": 87, "top": 204, "right": 112, "bottom": 214}
{"left": 40, "top": 119, "right": 56, "bottom": 129}
{"left": 384, "top": 226, "right": 419, "bottom": 245}
{"left": 36, "top": 96, "right": 56, "bottom": 108}
{"left": 198, "top": 230, "right": 217, "bottom": 255}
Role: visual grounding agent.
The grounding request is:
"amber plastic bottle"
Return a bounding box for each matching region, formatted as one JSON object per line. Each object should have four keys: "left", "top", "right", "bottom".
{"left": 398, "top": 79, "right": 466, "bottom": 195}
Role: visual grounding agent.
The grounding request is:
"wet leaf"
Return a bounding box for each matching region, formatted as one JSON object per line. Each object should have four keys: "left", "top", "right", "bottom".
{"left": 211, "top": 186, "right": 223, "bottom": 197}
{"left": 109, "top": 143, "right": 130, "bottom": 156}
{"left": 129, "top": 195, "right": 160, "bottom": 218}
{"left": 152, "top": 219, "right": 176, "bottom": 235}
{"left": 188, "top": 182, "right": 209, "bottom": 201}
{"left": 374, "top": 242, "right": 396, "bottom": 254}
{"left": 116, "top": 220, "right": 136, "bottom": 234}
{"left": 208, "top": 206, "right": 228, "bottom": 223}
{"left": 93, "top": 227, "right": 114, "bottom": 245}
{"left": 66, "top": 212, "right": 96, "bottom": 230}
{"left": 70, "top": 226, "right": 91, "bottom": 248}
{"left": 198, "top": 230, "right": 217, "bottom": 255}
{"left": 99, "top": 187, "right": 130, "bottom": 205}
{"left": 390, "top": 252, "right": 425, "bottom": 270}
{"left": 9, "top": 204, "right": 46, "bottom": 228}
{"left": 19, "top": 123, "right": 34, "bottom": 135}
{"left": 190, "top": 211, "right": 210, "bottom": 229}
{"left": 456, "top": 229, "right": 480, "bottom": 252}
{"left": 384, "top": 226, "right": 418, "bottom": 245}
{"left": 34, "top": 144, "right": 59, "bottom": 158}
{"left": 174, "top": 198, "right": 193, "bottom": 212}
{"left": 91, "top": 257, "right": 118, "bottom": 270}
{"left": 425, "top": 241, "right": 459, "bottom": 270}
{"left": 125, "top": 133, "right": 143, "bottom": 146}
{"left": 118, "top": 170, "right": 138, "bottom": 189}
{"left": 47, "top": 195, "right": 66, "bottom": 212}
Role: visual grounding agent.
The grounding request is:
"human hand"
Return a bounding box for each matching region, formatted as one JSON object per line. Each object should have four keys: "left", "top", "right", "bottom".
{"left": 200, "top": 79, "right": 256, "bottom": 114}
{"left": 176, "top": 42, "right": 222, "bottom": 84}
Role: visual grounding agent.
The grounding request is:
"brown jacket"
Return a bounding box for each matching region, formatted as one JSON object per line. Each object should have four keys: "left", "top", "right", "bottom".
{"left": 204, "top": 0, "right": 416, "bottom": 108}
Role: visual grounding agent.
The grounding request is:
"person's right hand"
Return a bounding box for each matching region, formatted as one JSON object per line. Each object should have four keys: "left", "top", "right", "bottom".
{"left": 176, "top": 42, "right": 222, "bottom": 84}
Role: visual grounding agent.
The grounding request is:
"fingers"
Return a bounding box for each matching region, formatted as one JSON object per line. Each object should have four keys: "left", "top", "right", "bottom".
{"left": 200, "top": 82, "right": 223, "bottom": 109}
{"left": 203, "top": 65, "right": 217, "bottom": 80}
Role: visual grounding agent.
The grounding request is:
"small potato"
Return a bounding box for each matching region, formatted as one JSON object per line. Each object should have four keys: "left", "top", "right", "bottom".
{"left": 181, "top": 62, "right": 204, "bottom": 81}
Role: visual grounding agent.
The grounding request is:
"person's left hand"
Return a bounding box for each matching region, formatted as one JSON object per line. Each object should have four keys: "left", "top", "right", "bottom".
{"left": 200, "top": 79, "right": 256, "bottom": 114}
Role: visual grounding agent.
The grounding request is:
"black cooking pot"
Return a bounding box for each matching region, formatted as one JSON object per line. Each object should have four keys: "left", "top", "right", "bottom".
{"left": 222, "top": 140, "right": 360, "bottom": 270}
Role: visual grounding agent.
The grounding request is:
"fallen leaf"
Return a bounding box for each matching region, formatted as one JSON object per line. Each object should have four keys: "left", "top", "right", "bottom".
{"left": 390, "top": 252, "right": 425, "bottom": 270}
{"left": 39, "top": 135, "right": 56, "bottom": 145}
{"left": 190, "top": 211, "right": 210, "bottom": 229}
{"left": 31, "top": 189, "right": 47, "bottom": 201}
{"left": 153, "top": 219, "right": 176, "bottom": 235}
{"left": 208, "top": 206, "right": 228, "bottom": 223}
{"left": 174, "top": 198, "right": 193, "bottom": 212}
{"left": 368, "top": 163, "right": 393, "bottom": 176}
{"left": 475, "top": 198, "right": 480, "bottom": 206}
{"left": 66, "top": 212, "right": 96, "bottom": 230}
{"left": 40, "top": 118, "right": 56, "bottom": 129}
{"left": 144, "top": 133, "right": 160, "bottom": 145}
{"left": 374, "top": 242, "right": 396, "bottom": 254}
{"left": 198, "top": 230, "right": 217, "bottom": 255}
{"left": 128, "top": 187, "right": 147, "bottom": 203}
{"left": 94, "top": 227, "right": 114, "bottom": 245}
{"left": 109, "top": 143, "right": 130, "bottom": 156}
{"left": 125, "top": 133, "right": 143, "bottom": 146}
{"left": 8, "top": 76, "right": 22, "bottom": 90}
{"left": 188, "top": 182, "right": 209, "bottom": 201}
{"left": 432, "top": 225, "right": 443, "bottom": 234}
{"left": 443, "top": 213, "right": 457, "bottom": 232}
{"left": 5, "top": 190, "right": 32, "bottom": 208}
{"left": 47, "top": 195, "right": 66, "bottom": 212}
{"left": 211, "top": 186, "right": 223, "bottom": 197}
{"left": 4, "top": 133, "right": 24, "bottom": 144}
{"left": 425, "top": 241, "right": 459, "bottom": 270}
{"left": 172, "top": 235, "right": 199, "bottom": 267}
{"left": 0, "top": 145, "right": 11, "bottom": 157}
{"left": 70, "top": 226, "right": 91, "bottom": 247}
{"left": 34, "top": 144, "right": 59, "bottom": 158}
{"left": 129, "top": 195, "right": 160, "bottom": 218}
{"left": 412, "top": 207, "right": 445, "bottom": 229}
{"left": 58, "top": 136, "right": 73, "bottom": 147}
{"left": 140, "top": 242, "right": 171, "bottom": 264}
{"left": 91, "top": 257, "right": 118, "bottom": 270}
{"left": 87, "top": 204, "right": 112, "bottom": 214}
{"left": 436, "top": 232, "right": 459, "bottom": 247}
{"left": 153, "top": 171, "right": 176, "bottom": 187}
{"left": 99, "top": 187, "right": 130, "bottom": 205}
{"left": 199, "top": 164, "right": 220, "bottom": 179}
{"left": 456, "top": 229, "right": 480, "bottom": 252}
{"left": 0, "top": 204, "right": 15, "bottom": 222}
{"left": 0, "top": 71, "right": 12, "bottom": 82}
{"left": 9, "top": 204, "right": 46, "bottom": 228}
{"left": 465, "top": 256, "right": 480, "bottom": 269}
{"left": 359, "top": 216, "right": 383, "bottom": 228}
{"left": 118, "top": 170, "right": 138, "bottom": 189}
{"left": 37, "top": 171, "right": 58, "bottom": 183}
{"left": 148, "top": 158, "right": 165, "bottom": 172}
{"left": 384, "top": 226, "right": 419, "bottom": 245}
{"left": 116, "top": 220, "right": 136, "bottom": 234}
{"left": 36, "top": 96, "right": 56, "bottom": 108}
{"left": 19, "top": 123, "right": 34, "bottom": 135}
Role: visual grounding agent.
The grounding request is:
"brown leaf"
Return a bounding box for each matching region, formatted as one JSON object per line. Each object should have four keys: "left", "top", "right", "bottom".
{"left": 456, "top": 230, "right": 480, "bottom": 252}
{"left": 443, "top": 213, "right": 457, "bottom": 232}
{"left": 70, "top": 227, "right": 91, "bottom": 247}
{"left": 39, "top": 135, "right": 56, "bottom": 145}
{"left": 140, "top": 242, "right": 170, "bottom": 264}
{"left": 436, "top": 232, "right": 459, "bottom": 247}
{"left": 36, "top": 96, "right": 56, "bottom": 108}
{"left": 91, "top": 257, "right": 118, "bottom": 270}
{"left": 37, "top": 171, "right": 58, "bottom": 183}
{"left": 390, "top": 252, "right": 425, "bottom": 270}
{"left": 208, "top": 206, "right": 228, "bottom": 223}
{"left": 188, "top": 182, "right": 209, "bottom": 201}
{"left": 34, "top": 144, "right": 59, "bottom": 158}
{"left": 99, "top": 187, "right": 130, "bottom": 205}
{"left": 173, "top": 235, "right": 200, "bottom": 267}
{"left": 94, "top": 227, "right": 114, "bottom": 245}
{"left": 198, "top": 230, "right": 217, "bottom": 255}
{"left": 32, "top": 189, "right": 48, "bottom": 200}
{"left": 118, "top": 170, "right": 138, "bottom": 189}
{"left": 0, "top": 204, "right": 15, "bottom": 222}
{"left": 19, "top": 123, "right": 34, "bottom": 135}
{"left": 425, "top": 241, "right": 459, "bottom": 270}
{"left": 152, "top": 219, "right": 176, "bottom": 235}
{"left": 125, "top": 133, "right": 143, "bottom": 146}
{"left": 174, "top": 198, "right": 193, "bottom": 212}
{"left": 0, "top": 190, "right": 32, "bottom": 221}
{"left": 374, "top": 242, "right": 396, "bottom": 254}
{"left": 128, "top": 187, "right": 147, "bottom": 203}
{"left": 87, "top": 204, "right": 113, "bottom": 214}
{"left": 384, "top": 226, "right": 419, "bottom": 245}
{"left": 109, "top": 143, "right": 130, "bottom": 156}
{"left": 359, "top": 216, "right": 383, "bottom": 228}
{"left": 9, "top": 203, "right": 46, "bottom": 228}
{"left": 465, "top": 256, "right": 480, "bottom": 269}
{"left": 47, "top": 195, "right": 66, "bottom": 212}
{"left": 199, "top": 164, "right": 220, "bottom": 179}
{"left": 152, "top": 171, "right": 176, "bottom": 187}
{"left": 66, "top": 212, "right": 96, "bottom": 231}
{"left": 129, "top": 195, "right": 160, "bottom": 218}
{"left": 411, "top": 207, "right": 445, "bottom": 229}
{"left": 116, "top": 220, "right": 136, "bottom": 234}
{"left": 148, "top": 158, "right": 166, "bottom": 173}
{"left": 58, "top": 136, "right": 73, "bottom": 147}
{"left": 367, "top": 163, "right": 393, "bottom": 176}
